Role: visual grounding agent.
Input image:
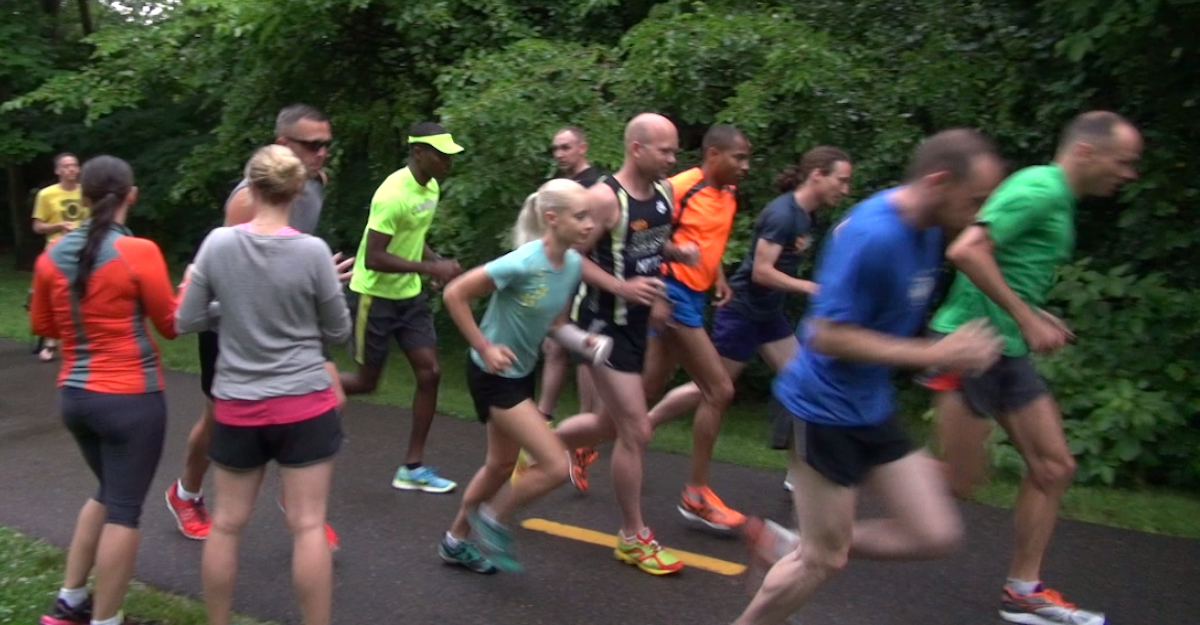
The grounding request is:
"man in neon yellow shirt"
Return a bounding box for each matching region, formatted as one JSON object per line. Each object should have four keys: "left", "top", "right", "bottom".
{"left": 342, "top": 122, "right": 465, "bottom": 493}
{"left": 31, "top": 152, "right": 86, "bottom": 361}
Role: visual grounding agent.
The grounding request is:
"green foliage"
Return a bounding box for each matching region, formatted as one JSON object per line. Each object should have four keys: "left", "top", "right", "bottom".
{"left": 1031, "top": 261, "right": 1200, "bottom": 486}
{"left": 436, "top": 39, "right": 626, "bottom": 265}
{"left": 2, "top": 0, "right": 1200, "bottom": 488}
{"left": 0, "top": 5, "right": 71, "bottom": 164}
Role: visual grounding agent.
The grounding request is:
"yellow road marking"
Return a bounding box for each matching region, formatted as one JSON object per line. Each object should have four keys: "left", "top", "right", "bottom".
{"left": 520, "top": 518, "right": 747, "bottom": 576}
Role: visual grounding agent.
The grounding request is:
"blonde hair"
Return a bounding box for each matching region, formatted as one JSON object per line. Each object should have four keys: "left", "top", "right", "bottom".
{"left": 512, "top": 178, "right": 587, "bottom": 247}
{"left": 244, "top": 144, "right": 307, "bottom": 205}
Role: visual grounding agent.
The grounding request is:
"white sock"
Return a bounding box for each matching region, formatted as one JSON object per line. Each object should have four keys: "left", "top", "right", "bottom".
{"left": 176, "top": 481, "right": 201, "bottom": 501}
{"left": 58, "top": 587, "right": 88, "bottom": 608}
{"left": 620, "top": 527, "right": 649, "bottom": 543}
{"left": 1006, "top": 578, "right": 1041, "bottom": 596}
{"left": 91, "top": 613, "right": 122, "bottom": 625}
{"left": 444, "top": 532, "right": 462, "bottom": 548}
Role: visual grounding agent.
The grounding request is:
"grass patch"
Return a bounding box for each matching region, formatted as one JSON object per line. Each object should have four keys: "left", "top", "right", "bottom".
{"left": 3, "top": 259, "right": 1199, "bottom": 540}
{"left": 972, "top": 480, "right": 1200, "bottom": 538}
{"left": 0, "top": 527, "right": 271, "bottom": 625}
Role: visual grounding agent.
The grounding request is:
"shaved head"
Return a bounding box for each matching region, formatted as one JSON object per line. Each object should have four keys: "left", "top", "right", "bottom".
{"left": 625, "top": 113, "right": 676, "bottom": 148}
{"left": 621, "top": 113, "right": 679, "bottom": 182}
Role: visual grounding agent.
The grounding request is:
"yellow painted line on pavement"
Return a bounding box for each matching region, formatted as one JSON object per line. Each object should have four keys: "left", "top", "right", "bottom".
{"left": 520, "top": 518, "right": 747, "bottom": 576}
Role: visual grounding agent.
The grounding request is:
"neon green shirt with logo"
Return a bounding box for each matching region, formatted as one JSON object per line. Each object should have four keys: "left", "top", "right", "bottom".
{"left": 929, "top": 164, "right": 1076, "bottom": 357}
{"left": 350, "top": 167, "right": 439, "bottom": 300}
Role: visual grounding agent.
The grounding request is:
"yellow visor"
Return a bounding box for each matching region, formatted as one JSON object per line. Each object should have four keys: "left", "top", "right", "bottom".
{"left": 408, "top": 133, "right": 464, "bottom": 155}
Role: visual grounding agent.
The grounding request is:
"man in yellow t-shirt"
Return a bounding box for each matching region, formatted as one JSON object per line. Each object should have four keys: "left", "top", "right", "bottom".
{"left": 31, "top": 153, "right": 86, "bottom": 361}
{"left": 32, "top": 153, "right": 86, "bottom": 245}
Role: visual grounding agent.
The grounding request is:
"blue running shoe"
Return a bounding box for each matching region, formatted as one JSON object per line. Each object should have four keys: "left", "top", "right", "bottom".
{"left": 468, "top": 507, "right": 521, "bottom": 572}
{"left": 392, "top": 465, "right": 457, "bottom": 493}
{"left": 439, "top": 534, "right": 498, "bottom": 574}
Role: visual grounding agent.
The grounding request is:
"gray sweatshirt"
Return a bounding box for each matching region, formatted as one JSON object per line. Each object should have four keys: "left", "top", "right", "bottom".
{"left": 175, "top": 227, "right": 351, "bottom": 401}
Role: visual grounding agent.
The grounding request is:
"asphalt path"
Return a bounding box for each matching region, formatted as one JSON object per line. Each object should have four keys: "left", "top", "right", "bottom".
{"left": 0, "top": 339, "right": 1195, "bottom": 624}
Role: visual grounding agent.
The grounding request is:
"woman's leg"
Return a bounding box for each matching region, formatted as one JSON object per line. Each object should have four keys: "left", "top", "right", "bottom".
{"left": 487, "top": 400, "right": 571, "bottom": 520}
{"left": 203, "top": 465, "right": 265, "bottom": 625}
{"left": 448, "top": 423, "right": 521, "bottom": 540}
{"left": 280, "top": 460, "right": 336, "bottom": 625}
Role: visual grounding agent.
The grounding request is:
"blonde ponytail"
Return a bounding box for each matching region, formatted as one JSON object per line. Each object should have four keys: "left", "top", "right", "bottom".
{"left": 510, "top": 178, "right": 588, "bottom": 249}
{"left": 512, "top": 192, "right": 544, "bottom": 248}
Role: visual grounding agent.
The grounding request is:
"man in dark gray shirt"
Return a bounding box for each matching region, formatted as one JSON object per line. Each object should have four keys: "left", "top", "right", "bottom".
{"left": 537, "top": 125, "right": 605, "bottom": 427}
{"left": 165, "top": 104, "right": 349, "bottom": 550}
{"left": 551, "top": 125, "right": 602, "bottom": 188}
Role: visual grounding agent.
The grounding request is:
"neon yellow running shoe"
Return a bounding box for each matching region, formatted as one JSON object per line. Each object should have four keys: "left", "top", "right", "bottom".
{"left": 510, "top": 449, "right": 533, "bottom": 484}
{"left": 510, "top": 415, "right": 556, "bottom": 484}
{"left": 614, "top": 527, "right": 683, "bottom": 575}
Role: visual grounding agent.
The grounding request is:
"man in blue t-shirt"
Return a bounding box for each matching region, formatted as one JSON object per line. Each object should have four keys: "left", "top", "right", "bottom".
{"left": 734, "top": 129, "right": 1006, "bottom": 625}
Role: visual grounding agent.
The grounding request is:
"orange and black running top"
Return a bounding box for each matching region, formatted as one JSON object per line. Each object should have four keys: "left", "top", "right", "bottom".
{"left": 30, "top": 223, "right": 180, "bottom": 394}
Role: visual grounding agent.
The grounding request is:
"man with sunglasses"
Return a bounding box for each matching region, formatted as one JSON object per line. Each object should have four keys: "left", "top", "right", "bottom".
{"left": 165, "top": 104, "right": 348, "bottom": 551}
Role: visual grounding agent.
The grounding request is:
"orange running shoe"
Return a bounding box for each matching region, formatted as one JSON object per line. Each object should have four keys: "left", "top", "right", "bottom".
{"left": 999, "top": 585, "right": 1105, "bottom": 625}
{"left": 678, "top": 485, "right": 747, "bottom": 530}
{"left": 568, "top": 447, "right": 599, "bottom": 493}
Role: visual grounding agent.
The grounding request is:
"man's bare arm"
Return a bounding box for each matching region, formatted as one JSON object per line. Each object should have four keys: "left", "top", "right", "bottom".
{"left": 945, "top": 225, "right": 1038, "bottom": 327}
{"left": 224, "top": 187, "right": 255, "bottom": 227}
{"left": 808, "top": 318, "right": 939, "bottom": 369}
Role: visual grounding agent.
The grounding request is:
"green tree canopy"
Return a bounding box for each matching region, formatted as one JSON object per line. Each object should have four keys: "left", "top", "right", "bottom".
{"left": 2, "top": 0, "right": 1198, "bottom": 487}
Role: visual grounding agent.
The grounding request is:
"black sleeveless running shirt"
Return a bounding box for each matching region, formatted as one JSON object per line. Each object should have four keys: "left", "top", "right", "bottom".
{"left": 578, "top": 175, "right": 673, "bottom": 327}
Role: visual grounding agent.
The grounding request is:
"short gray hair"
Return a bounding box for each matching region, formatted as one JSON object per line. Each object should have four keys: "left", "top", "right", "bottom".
{"left": 275, "top": 104, "right": 328, "bottom": 136}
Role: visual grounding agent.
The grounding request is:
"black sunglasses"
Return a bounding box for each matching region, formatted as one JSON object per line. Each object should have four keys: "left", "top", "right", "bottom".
{"left": 286, "top": 137, "right": 333, "bottom": 152}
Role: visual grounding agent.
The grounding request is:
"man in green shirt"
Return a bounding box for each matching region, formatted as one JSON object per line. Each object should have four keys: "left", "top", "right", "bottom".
{"left": 924, "top": 111, "right": 1142, "bottom": 625}
{"left": 341, "top": 121, "right": 466, "bottom": 494}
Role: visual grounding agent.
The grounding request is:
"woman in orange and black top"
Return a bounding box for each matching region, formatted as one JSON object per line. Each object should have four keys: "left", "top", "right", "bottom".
{"left": 30, "top": 155, "right": 182, "bottom": 625}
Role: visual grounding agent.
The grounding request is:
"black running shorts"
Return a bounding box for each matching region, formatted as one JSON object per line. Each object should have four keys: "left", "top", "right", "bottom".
{"left": 209, "top": 409, "right": 343, "bottom": 471}
{"left": 917, "top": 331, "right": 1049, "bottom": 418}
{"left": 198, "top": 330, "right": 219, "bottom": 399}
{"left": 465, "top": 357, "right": 536, "bottom": 423}
{"left": 575, "top": 311, "right": 648, "bottom": 374}
{"left": 349, "top": 292, "right": 438, "bottom": 368}
{"left": 790, "top": 413, "right": 913, "bottom": 487}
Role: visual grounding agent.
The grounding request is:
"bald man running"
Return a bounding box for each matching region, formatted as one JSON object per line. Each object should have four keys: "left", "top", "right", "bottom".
{"left": 554, "top": 113, "right": 696, "bottom": 575}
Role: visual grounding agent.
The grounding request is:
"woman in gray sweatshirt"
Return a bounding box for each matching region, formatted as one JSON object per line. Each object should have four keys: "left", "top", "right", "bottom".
{"left": 175, "top": 144, "right": 350, "bottom": 625}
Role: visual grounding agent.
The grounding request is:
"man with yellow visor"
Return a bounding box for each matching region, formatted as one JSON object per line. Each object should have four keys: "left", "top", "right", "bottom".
{"left": 342, "top": 122, "right": 466, "bottom": 493}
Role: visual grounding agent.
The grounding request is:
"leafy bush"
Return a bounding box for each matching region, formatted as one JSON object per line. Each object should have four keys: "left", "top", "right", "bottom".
{"left": 1035, "top": 261, "right": 1200, "bottom": 486}
{"left": 4, "top": 0, "right": 1200, "bottom": 489}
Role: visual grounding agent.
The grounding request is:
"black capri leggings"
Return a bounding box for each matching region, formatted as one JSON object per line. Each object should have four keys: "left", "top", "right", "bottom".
{"left": 61, "top": 387, "right": 167, "bottom": 528}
